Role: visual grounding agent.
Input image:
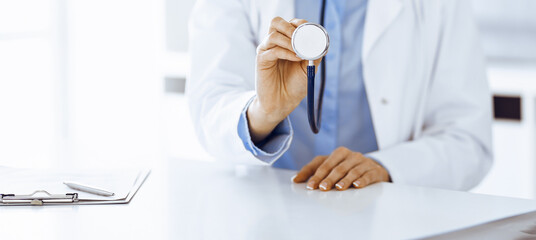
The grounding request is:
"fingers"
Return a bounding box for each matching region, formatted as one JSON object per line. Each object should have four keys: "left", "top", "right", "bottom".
{"left": 269, "top": 17, "right": 298, "bottom": 38}
{"left": 289, "top": 18, "right": 308, "bottom": 28}
{"left": 292, "top": 147, "right": 390, "bottom": 191}
{"left": 258, "top": 46, "right": 301, "bottom": 62}
{"left": 306, "top": 147, "right": 351, "bottom": 190}
{"left": 258, "top": 17, "right": 312, "bottom": 64}
{"left": 318, "top": 153, "right": 362, "bottom": 191}
{"left": 258, "top": 31, "right": 294, "bottom": 52}
{"left": 293, "top": 156, "right": 327, "bottom": 183}
{"left": 335, "top": 162, "right": 368, "bottom": 190}
{"left": 258, "top": 17, "right": 309, "bottom": 63}
{"left": 313, "top": 55, "right": 325, "bottom": 67}
{"left": 354, "top": 169, "right": 384, "bottom": 189}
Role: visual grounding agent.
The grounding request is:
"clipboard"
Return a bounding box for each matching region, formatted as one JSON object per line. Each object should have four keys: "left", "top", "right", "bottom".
{"left": 0, "top": 168, "right": 150, "bottom": 206}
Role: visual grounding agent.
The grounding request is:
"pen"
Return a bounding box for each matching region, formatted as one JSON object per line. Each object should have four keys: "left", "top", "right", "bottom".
{"left": 63, "top": 181, "right": 115, "bottom": 197}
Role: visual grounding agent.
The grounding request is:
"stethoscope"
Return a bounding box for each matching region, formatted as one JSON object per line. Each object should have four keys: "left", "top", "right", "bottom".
{"left": 291, "top": 0, "right": 328, "bottom": 134}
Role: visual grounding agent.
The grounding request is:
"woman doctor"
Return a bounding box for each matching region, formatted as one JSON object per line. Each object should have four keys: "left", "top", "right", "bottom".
{"left": 187, "top": 0, "right": 493, "bottom": 191}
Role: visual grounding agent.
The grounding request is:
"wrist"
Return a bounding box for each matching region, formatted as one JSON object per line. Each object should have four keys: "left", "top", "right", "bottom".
{"left": 249, "top": 97, "right": 288, "bottom": 125}
{"left": 247, "top": 97, "right": 287, "bottom": 143}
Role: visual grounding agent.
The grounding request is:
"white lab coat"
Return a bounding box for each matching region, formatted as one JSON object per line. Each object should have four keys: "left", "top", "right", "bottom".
{"left": 187, "top": 0, "right": 493, "bottom": 190}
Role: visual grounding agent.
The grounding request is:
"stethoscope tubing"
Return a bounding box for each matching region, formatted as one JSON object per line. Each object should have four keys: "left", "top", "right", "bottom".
{"left": 306, "top": 0, "right": 327, "bottom": 134}
{"left": 307, "top": 64, "right": 320, "bottom": 133}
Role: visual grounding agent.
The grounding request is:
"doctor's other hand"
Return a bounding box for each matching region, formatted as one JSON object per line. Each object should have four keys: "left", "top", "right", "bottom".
{"left": 247, "top": 17, "right": 321, "bottom": 143}
{"left": 292, "top": 147, "right": 390, "bottom": 191}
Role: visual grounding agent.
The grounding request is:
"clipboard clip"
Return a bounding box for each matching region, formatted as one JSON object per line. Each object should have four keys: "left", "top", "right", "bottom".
{"left": 1, "top": 190, "right": 79, "bottom": 206}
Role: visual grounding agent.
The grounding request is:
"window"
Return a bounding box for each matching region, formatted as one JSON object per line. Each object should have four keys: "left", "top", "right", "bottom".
{"left": 0, "top": 0, "right": 165, "bottom": 168}
{"left": 472, "top": 0, "right": 536, "bottom": 61}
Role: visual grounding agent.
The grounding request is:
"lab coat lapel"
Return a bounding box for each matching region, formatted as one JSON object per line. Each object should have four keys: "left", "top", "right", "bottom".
{"left": 362, "top": 0, "right": 402, "bottom": 60}
{"left": 362, "top": 0, "right": 404, "bottom": 150}
{"left": 362, "top": 0, "right": 403, "bottom": 61}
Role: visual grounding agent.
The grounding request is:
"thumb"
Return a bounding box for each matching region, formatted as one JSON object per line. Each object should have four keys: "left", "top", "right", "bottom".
{"left": 313, "top": 57, "right": 324, "bottom": 69}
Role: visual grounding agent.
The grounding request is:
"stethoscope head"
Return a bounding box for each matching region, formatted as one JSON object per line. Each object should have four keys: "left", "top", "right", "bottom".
{"left": 292, "top": 23, "right": 330, "bottom": 62}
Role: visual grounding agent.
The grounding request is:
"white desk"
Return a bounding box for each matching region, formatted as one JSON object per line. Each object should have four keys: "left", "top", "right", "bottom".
{"left": 1, "top": 159, "right": 535, "bottom": 240}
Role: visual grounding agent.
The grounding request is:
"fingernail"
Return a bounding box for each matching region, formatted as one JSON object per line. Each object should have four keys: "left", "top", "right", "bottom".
{"left": 353, "top": 181, "right": 360, "bottom": 188}
{"left": 306, "top": 180, "right": 315, "bottom": 190}
{"left": 335, "top": 182, "right": 344, "bottom": 189}
{"left": 319, "top": 182, "right": 327, "bottom": 190}
{"left": 291, "top": 175, "right": 297, "bottom": 182}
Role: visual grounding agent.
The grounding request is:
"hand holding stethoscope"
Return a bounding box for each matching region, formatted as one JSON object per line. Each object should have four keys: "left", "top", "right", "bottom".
{"left": 248, "top": 17, "right": 327, "bottom": 143}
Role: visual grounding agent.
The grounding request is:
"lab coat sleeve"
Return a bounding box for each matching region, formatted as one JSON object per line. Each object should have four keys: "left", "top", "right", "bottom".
{"left": 187, "top": 0, "right": 292, "bottom": 163}
{"left": 368, "top": 1, "right": 493, "bottom": 190}
{"left": 237, "top": 97, "right": 293, "bottom": 164}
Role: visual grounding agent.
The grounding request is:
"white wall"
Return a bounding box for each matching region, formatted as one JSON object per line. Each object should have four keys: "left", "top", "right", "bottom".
{"left": 0, "top": 0, "right": 59, "bottom": 168}
{"left": 0, "top": 0, "right": 166, "bottom": 169}
{"left": 65, "top": 0, "right": 165, "bottom": 168}
{"left": 472, "top": 0, "right": 536, "bottom": 61}
{"left": 165, "top": 0, "right": 196, "bottom": 52}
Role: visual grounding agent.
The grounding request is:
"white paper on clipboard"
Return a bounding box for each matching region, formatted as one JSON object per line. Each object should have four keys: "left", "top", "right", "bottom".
{"left": 0, "top": 168, "right": 150, "bottom": 205}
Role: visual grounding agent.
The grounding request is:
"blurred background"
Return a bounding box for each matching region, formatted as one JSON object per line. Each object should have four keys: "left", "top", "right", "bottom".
{"left": 0, "top": 0, "right": 535, "bottom": 199}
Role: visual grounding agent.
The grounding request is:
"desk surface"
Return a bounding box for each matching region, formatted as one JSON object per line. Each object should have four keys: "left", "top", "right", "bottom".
{"left": 1, "top": 159, "right": 536, "bottom": 240}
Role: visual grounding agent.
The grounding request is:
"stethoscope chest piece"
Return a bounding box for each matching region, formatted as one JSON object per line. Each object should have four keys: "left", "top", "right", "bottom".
{"left": 291, "top": 23, "right": 330, "bottom": 134}
{"left": 292, "top": 23, "right": 330, "bottom": 61}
